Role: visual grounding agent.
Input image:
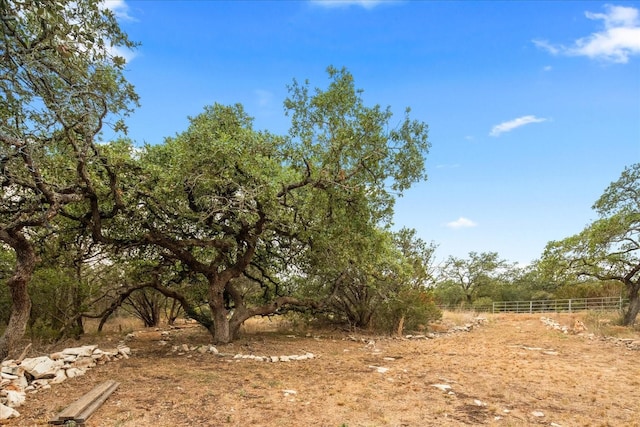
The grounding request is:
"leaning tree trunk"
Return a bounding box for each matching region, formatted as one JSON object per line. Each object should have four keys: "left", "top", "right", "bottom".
{"left": 622, "top": 284, "right": 640, "bottom": 326}
{"left": 0, "top": 231, "right": 37, "bottom": 360}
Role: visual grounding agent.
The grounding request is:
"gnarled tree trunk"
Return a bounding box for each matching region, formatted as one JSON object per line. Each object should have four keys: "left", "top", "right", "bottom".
{"left": 0, "top": 231, "right": 36, "bottom": 360}
{"left": 622, "top": 284, "right": 640, "bottom": 326}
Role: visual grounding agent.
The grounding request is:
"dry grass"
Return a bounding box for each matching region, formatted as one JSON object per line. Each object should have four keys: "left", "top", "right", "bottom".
{"left": 2, "top": 312, "right": 639, "bottom": 427}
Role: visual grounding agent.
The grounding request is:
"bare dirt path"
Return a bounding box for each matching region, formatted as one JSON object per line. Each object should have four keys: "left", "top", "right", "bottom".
{"left": 3, "top": 313, "right": 639, "bottom": 426}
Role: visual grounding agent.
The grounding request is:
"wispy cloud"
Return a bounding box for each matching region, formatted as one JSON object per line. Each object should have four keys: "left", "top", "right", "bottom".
{"left": 534, "top": 4, "right": 640, "bottom": 63}
{"left": 445, "top": 217, "right": 477, "bottom": 229}
{"left": 101, "top": 0, "right": 136, "bottom": 21}
{"left": 489, "top": 115, "right": 547, "bottom": 137}
{"left": 254, "top": 89, "right": 273, "bottom": 108}
{"left": 311, "top": 0, "right": 387, "bottom": 9}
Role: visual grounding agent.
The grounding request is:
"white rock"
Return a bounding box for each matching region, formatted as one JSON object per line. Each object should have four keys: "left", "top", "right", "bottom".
{"left": 0, "top": 373, "right": 19, "bottom": 380}
{"left": 431, "top": 384, "right": 452, "bottom": 392}
{"left": 280, "top": 356, "right": 290, "bottom": 362}
{"left": 270, "top": 356, "right": 280, "bottom": 362}
{"left": 20, "top": 357, "right": 62, "bottom": 379}
{"left": 4, "top": 390, "right": 26, "bottom": 408}
{"left": 65, "top": 368, "right": 85, "bottom": 378}
{"left": 0, "top": 403, "right": 20, "bottom": 420}
{"left": 117, "top": 346, "right": 131, "bottom": 356}
{"left": 282, "top": 389, "right": 297, "bottom": 395}
{"left": 531, "top": 411, "right": 545, "bottom": 417}
{"left": 368, "top": 365, "right": 389, "bottom": 373}
{"left": 208, "top": 346, "right": 219, "bottom": 354}
{"left": 62, "top": 345, "right": 97, "bottom": 357}
{"left": 72, "top": 357, "right": 96, "bottom": 370}
{"left": 50, "top": 369, "right": 67, "bottom": 385}
{"left": 473, "top": 399, "right": 486, "bottom": 407}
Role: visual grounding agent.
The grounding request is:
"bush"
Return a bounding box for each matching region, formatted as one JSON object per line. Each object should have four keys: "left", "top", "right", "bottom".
{"left": 373, "top": 287, "right": 442, "bottom": 334}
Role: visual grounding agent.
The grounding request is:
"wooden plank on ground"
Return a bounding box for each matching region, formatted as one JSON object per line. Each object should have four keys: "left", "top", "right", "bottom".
{"left": 74, "top": 381, "right": 119, "bottom": 424}
{"left": 49, "top": 380, "right": 118, "bottom": 425}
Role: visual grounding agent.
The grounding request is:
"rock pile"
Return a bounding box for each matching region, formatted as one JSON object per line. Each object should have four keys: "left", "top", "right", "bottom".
{"left": 541, "top": 316, "right": 640, "bottom": 350}
{"left": 0, "top": 344, "right": 131, "bottom": 420}
{"left": 540, "top": 316, "right": 570, "bottom": 334}
{"left": 232, "top": 352, "right": 315, "bottom": 362}
{"left": 405, "top": 316, "right": 488, "bottom": 340}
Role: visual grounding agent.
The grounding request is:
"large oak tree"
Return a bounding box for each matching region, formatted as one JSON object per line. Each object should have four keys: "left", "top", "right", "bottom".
{"left": 0, "top": 0, "right": 137, "bottom": 358}
{"left": 109, "top": 67, "right": 430, "bottom": 343}
{"left": 543, "top": 164, "right": 640, "bottom": 325}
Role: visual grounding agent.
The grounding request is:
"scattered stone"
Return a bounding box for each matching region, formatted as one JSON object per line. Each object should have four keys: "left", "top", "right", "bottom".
{"left": 531, "top": 410, "right": 545, "bottom": 417}
{"left": 368, "top": 365, "right": 389, "bottom": 373}
{"left": 282, "top": 389, "right": 297, "bottom": 395}
{"left": 431, "top": 384, "right": 452, "bottom": 392}
{"left": 473, "top": 399, "right": 486, "bottom": 407}
{"left": 0, "top": 403, "right": 19, "bottom": 420}
{"left": 0, "top": 343, "right": 131, "bottom": 420}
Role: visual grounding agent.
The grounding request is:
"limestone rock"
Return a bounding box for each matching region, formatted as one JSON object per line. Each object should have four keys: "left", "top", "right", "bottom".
{"left": 62, "top": 345, "right": 97, "bottom": 357}
{"left": 3, "top": 390, "right": 26, "bottom": 408}
{"left": 431, "top": 384, "right": 452, "bottom": 392}
{"left": 20, "top": 357, "right": 62, "bottom": 380}
{"left": 0, "top": 403, "right": 19, "bottom": 419}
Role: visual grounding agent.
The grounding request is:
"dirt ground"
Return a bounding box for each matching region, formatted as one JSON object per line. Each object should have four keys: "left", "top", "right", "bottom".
{"left": 2, "top": 312, "right": 639, "bottom": 427}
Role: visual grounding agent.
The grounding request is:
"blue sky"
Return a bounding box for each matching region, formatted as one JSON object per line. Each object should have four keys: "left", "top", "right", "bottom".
{"left": 105, "top": 0, "right": 640, "bottom": 266}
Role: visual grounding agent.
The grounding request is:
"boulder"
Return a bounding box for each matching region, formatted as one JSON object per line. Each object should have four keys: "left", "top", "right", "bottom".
{"left": 20, "top": 357, "right": 62, "bottom": 380}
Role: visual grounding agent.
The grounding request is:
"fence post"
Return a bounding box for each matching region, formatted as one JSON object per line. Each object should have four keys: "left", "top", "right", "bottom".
{"left": 529, "top": 301, "right": 533, "bottom": 314}
{"left": 568, "top": 299, "right": 572, "bottom": 313}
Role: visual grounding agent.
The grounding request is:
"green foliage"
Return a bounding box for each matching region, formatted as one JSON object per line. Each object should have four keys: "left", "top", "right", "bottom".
{"left": 373, "top": 287, "right": 441, "bottom": 334}
{"left": 471, "top": 296, "right": 493, "bottom": 312}
{"left": 437, "top": 252, "right": 514, "bottom": 305}
{"left": 542, "top": 163, "right": 640, "bottom": 325}
{"left": 98, "top": 67, "right": 431, "bottom": 343}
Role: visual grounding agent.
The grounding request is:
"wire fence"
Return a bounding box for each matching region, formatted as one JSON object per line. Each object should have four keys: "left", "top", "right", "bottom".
{"left": 491, "top": 296, "right": 626, "bottom": 314}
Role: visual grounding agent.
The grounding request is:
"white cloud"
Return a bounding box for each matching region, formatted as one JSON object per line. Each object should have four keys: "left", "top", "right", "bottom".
{"left": 311, "top": 0, "right": 387, "bottom": 9}
{"left": 101, "top": 0, "right": 136, "bottom": 21}
{"left": 489, "top": 115, "right": 547, "bottom": 137}
{"left": 543, "top": 65, "right": 552, "bottom": 72}
{"left": 534, "top": 4, "right": 640, "bottom": 63}
{"left": 446, "top": 217, "right": 478, "bottom": 229}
